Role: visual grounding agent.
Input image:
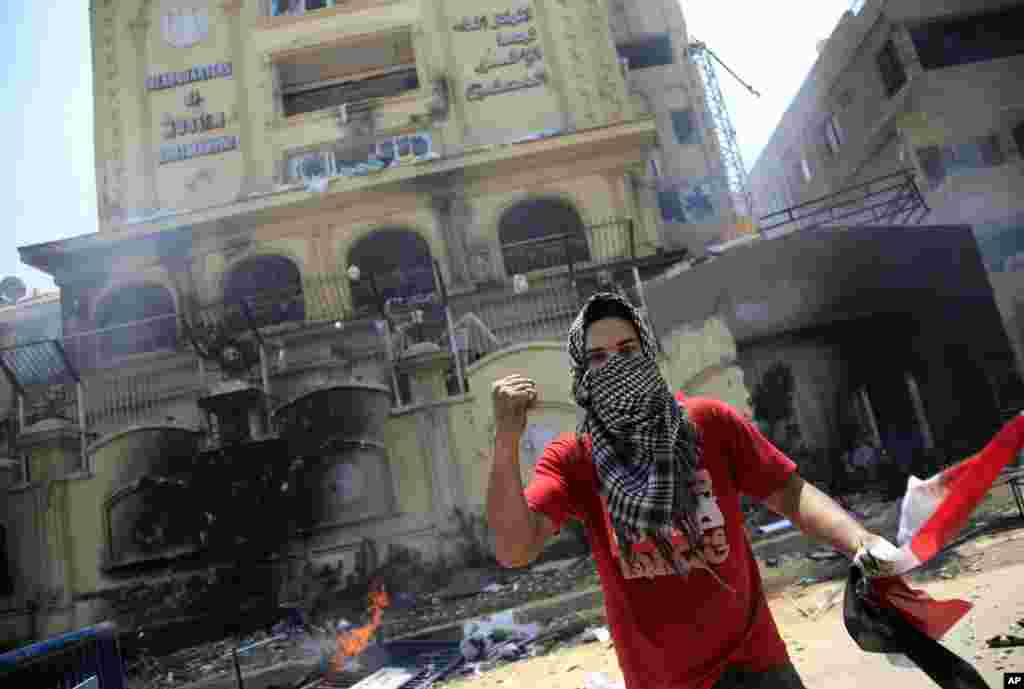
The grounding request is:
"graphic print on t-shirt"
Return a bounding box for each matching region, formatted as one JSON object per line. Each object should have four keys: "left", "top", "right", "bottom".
{"left": 603, "top": 469, "right": 731, "bottom": 579}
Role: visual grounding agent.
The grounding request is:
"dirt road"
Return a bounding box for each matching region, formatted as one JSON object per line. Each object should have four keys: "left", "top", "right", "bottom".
{"left": 443, "top": 524, "right": 1024, "bottom": 689}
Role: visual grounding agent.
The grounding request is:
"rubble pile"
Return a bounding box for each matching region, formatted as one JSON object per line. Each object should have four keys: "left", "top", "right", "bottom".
{"left": 124, "top": 557, "right": 600, "bottom": 689}
{"left": 379, "top": 557, "right": 598, "bottom": 638}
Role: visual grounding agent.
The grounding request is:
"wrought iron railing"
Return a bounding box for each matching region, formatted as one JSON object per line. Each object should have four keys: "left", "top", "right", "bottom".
{"left": 758, "top": 168, "right": 930, "bottom": 236}
{"left": 499, "top": 218, "right": 637, "bottom": 278}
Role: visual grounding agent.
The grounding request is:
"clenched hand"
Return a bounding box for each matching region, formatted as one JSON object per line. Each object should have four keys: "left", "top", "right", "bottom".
{"left": 491, "top": 374, "right": 538, "bottom": 437}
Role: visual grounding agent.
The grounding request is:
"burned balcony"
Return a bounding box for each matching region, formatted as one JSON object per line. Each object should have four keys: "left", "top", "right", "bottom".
{"left": 276, "top": 31, "right": 420, "bottom": 119}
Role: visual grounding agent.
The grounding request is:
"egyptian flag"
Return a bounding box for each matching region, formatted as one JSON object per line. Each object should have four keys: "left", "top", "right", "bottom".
{"left": 889, "top": 413, "right": 1024, "bottom": 575}
{"left": 844, "top": 413, "right": 1024, "bottom": 689}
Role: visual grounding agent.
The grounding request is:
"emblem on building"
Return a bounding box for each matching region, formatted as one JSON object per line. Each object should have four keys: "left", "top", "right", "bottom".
{"left": 161, "top": 5, "right": 210, "bottom": 48}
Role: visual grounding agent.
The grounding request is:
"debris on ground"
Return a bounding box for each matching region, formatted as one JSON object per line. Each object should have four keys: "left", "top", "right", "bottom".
{"left": 583, "top": 671, "right": 625, "bottom": 689}
{"left": 985, "top": 634, "right": 1024, "bottom": 649}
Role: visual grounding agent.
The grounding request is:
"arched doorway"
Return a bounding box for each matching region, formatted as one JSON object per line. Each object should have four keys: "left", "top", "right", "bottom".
{"left": 347, "top": 229, "right": 435, "bottom": 312}
{"left": 94, "top": 284, "right": 177, "bottom": 360}
{"left": 498, "top": 198, "right": 590, "bottom": 276}
{"left": 223, "top": 255, "right": 305, "bottom": 329}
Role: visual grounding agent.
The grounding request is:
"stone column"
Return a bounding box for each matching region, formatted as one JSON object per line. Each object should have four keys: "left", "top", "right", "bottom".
{"left": 17, "top": 419, "right": 83, "bottom": 633}
{"left": 397, "top": 346, "right": 451, "bottom": 406}
{"left": 431, "top": 189, "right": 473, "bottom": 289}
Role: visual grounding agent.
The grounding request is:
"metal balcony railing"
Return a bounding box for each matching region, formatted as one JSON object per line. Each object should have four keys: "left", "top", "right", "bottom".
{"left": 758, "top": 168, "right": 930, "bottom": 237}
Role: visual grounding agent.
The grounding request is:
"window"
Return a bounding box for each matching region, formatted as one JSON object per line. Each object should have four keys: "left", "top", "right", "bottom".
{"left": 910, "top": 5, "right": 1024, "bottom": 71}
{"left": 347, "top": 229, "right": 437, "bottom": 311}
{"left": 270, "top": 0, "right": 334, "bottom": 17}
{"left": 658, "top": 190, "right": 687, "bottom": 224}
{"left": 824, "top": 113, "right": 844, "bottom": 155}
{"left": 223, "top": 256, "right": 305, "bottom": 330}
{"left": 616, "top": 34, "right": 674, "bottom": 71}
{"left": 276, "top": 33, "right": 418, "bottom": 117}
{"left": 670, "top": 108, "right": 699, "bottom": 145}
{"left": 945, "top": 135, "right": 1005, "bottom": 173}
{"left": 498, "top": 199, "right": 590, "bottom": 275}
{"left": 282, "top": 68, "right": 420, "bottom": 118}
{"left": 1014, "top": 121, "right": 1024, "bottom": 157}
{"left": 915, "top": 134, "right": 1006, "bottom": 189}
{"left": 876, "top": 39, "right": 907, "bottom": 98}
{"left": 94, "top": 285, "right": 177, "bottom": 361}
{"left": 798, "top": 156, "right": 813, "bottom": 183}
{"left": 649, "top": 156, "right": 661, "bottom": 178}
{"left": 916, "top": 145, "right": 946, "bottom": 188}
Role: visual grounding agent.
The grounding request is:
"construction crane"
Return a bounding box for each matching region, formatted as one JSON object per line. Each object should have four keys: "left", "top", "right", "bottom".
{"left": 686, "top": 40, "right": 760, "bottom": 224}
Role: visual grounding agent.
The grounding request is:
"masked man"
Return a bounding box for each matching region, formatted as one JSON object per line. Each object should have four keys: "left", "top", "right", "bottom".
{"left": 486, "top": 292, "right": 897, "bottom": 689}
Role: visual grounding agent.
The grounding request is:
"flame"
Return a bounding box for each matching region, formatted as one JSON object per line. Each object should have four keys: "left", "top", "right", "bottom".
{"left": 332, "top": 582, "right": 390, "bottom": 671}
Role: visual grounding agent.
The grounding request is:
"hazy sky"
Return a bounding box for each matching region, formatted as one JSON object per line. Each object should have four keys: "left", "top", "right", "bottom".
{"left": 1, "top": 0, "right": 853, "bottom": 292}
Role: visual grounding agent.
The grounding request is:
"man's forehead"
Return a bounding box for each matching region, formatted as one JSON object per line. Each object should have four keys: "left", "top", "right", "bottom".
{"left": 585, "top": 317, "right": 641, "bottom": 351}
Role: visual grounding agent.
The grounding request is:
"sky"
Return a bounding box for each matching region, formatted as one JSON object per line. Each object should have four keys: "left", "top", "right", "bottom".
{"left": 0, "top": 0, "right": 853, "bottom": 294}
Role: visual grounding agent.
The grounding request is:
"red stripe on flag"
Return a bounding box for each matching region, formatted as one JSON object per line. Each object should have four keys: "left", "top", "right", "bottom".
{"left": 869, "top": 576, "right": 972, "bottom": 640}
{"left": 908, "top": 415, "right": 1024, "bottom": 564}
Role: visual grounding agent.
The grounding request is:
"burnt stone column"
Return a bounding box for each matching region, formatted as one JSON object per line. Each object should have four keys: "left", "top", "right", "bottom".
{"left": 430, "top": 186, "right": 474, "bottom": 289}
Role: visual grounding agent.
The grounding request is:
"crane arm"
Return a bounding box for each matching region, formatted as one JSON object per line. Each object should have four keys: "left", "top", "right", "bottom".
{"left": 689, "top": 41, "right": 761, "bottom": 98}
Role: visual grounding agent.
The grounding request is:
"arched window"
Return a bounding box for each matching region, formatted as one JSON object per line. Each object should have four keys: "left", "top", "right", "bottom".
{"left": 223, "top": 255, "right": 305, "bottom": 329}
{"left": 498, "top": 198, "right": 590, "bottom": 276}
{"left": 94, "top": 284, "right": 177, "bottom": 359}
{"left": 348, "top": 229, "right": 435, "bottom": 312}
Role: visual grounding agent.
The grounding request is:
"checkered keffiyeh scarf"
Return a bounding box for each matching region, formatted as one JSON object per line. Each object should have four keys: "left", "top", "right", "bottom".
{"left": 568, "top": 292, "right": 704, "bottom": 576}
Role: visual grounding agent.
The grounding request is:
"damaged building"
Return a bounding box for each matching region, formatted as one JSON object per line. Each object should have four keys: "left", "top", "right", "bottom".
{"left": 0, "top": 0, "right": 752, "bottom": 649}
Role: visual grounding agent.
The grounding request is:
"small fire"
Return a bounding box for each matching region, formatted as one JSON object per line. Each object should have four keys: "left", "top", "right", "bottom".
{"left": 332, "top": 580, "right": 390, "bottom": 671}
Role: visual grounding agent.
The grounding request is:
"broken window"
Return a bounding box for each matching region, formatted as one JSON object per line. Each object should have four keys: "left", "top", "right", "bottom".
{"left": 498, "top": 199, "right": 591, "bottom": 275}
{"left": 876, "top": 39, "right": 907, "bottom": 98}
{"left": 277, "top": 34, "right": 419, "bottom": 118}
{"left": 347, "top": 229, "right": 437, "bottom": 312}
{"left": 282, "top": 68, "right": 420, "bottom": 118}
{"left": 94, "top": 284, "right": 177, "bottom": 361}
{"left": 616, "top": 34, "right": 674, "bottom": 70}
{"left": 909, "top": 5, "right": 1024, "bottom": 71}
{"left": 670, "top": 108, "right": 699, "bottom": 145}
{"left": 223, "top": 255, "right": 305, "bottom": 330}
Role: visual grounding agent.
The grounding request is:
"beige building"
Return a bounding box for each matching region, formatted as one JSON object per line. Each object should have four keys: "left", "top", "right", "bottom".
{"left": 0, "top": 0, "right": 749, "bottom": 646}
{"left": 747, "top": 0, "right": 1024, "bottom": 363}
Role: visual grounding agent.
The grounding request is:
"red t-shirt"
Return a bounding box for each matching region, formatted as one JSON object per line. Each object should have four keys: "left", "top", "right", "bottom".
{"left": 524, "top": 395, "right": 796, "bottom": 689}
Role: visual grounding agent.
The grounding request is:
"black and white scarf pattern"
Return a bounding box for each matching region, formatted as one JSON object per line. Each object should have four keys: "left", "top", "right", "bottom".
{"left": 568, "top": 292, "right": 705, "bottom": 576}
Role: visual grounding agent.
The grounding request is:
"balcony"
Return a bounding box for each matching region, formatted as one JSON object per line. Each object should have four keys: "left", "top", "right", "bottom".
{"left": 264, "top": 0, "right": 399, "bottom": 22}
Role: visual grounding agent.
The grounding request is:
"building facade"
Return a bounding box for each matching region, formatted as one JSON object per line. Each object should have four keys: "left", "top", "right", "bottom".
{"left": 0, "top": 0, "right": 743, "bottom": 646}
{"left": 747, "top": 0, "right": 1024, "bottom": 363}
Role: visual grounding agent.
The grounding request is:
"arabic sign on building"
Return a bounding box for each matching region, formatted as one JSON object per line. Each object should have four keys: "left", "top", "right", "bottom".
{"left": 146, "top": 63, "right": 233, "bottom": 91}
{"left": 456, "top": 5, "right": 547, "bottom": 102}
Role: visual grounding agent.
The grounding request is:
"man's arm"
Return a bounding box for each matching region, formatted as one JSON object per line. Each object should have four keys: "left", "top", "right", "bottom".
{"left": 762, "top": 473, "right": 876, "bottom": 557}
{"left": 487, "top": 430, "right": 558, "bottom": 568}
